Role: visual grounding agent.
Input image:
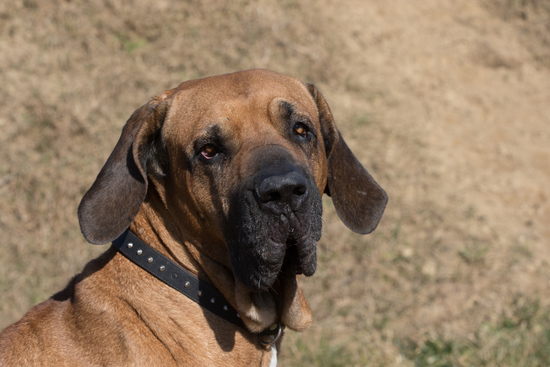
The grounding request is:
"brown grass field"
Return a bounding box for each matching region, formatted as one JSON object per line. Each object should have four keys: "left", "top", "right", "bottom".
{"left": 1, "top": 0, "right": 550, "bottom": 365}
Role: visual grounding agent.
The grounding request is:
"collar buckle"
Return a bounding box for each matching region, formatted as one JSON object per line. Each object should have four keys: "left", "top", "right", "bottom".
{"left": 257, "top": 322, "right": 285, "bottom": 347}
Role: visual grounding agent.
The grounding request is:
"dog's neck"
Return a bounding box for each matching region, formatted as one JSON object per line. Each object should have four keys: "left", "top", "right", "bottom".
{"left": 128, "top": 206, "right": 283, "bottom": 333}
{"left": 85, "top": 248, "right": 277, "bottom": 365}
{"left": 114, "top": 229, "right": 285, "bottom": 346}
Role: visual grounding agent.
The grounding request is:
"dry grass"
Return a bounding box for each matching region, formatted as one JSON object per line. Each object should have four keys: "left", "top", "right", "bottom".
{"left": 1, "top": 0, "right": 550, "bottom": 365}
{"left": 485, "top": 0, "right": 550, "bottom": 68}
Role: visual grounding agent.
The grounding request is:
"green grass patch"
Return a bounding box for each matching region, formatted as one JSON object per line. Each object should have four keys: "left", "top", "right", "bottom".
{"left": 397, "top": 298, "right": 550, "bottom": 366}
{"left": 283, "top": 334, "right": 356, "bottom": 367}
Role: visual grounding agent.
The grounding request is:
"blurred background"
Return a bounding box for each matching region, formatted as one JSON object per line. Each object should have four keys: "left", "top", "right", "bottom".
{"left": 1, "top": 0, "right": 549, "bottom": 365}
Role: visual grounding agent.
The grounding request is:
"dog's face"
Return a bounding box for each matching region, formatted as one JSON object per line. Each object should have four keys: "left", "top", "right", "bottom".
{"left": 157, "top": 73, "right": 328, "bottom": 291}
{"left": 78, "top": 69, "right": 387, "bottom": 295}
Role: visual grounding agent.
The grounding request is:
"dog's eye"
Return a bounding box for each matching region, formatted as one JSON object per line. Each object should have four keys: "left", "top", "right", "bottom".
{"left": 293, "top": 123, "right": 308, "bottom": 138}
{"left": 200, "top": 144, "right": 219, "bottom": 160}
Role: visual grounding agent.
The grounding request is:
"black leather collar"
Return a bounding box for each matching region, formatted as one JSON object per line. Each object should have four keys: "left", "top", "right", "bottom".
{"left": 112, "top": 230, "right": 284, "bottom": 347}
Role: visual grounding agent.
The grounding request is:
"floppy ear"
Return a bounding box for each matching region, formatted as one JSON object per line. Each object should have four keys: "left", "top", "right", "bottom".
{"left": 307, "top": 84, "right": 388, "bottom": 234}
{"left": 78, "top": 96, "right": 171, "bottom": 244}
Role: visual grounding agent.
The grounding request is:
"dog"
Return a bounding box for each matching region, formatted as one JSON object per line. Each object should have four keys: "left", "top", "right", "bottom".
{"left": 0, "top": 69, "right": 387, "bottom": 366}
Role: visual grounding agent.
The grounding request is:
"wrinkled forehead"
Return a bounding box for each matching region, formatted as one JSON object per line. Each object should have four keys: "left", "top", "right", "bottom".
{"left": 169, "top": 70, "right": 317, "bottom": 125}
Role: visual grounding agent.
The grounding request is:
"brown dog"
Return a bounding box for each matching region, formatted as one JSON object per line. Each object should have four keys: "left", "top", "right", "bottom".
{"left": 0, "top": 69, "right": 387, "bottom": 366}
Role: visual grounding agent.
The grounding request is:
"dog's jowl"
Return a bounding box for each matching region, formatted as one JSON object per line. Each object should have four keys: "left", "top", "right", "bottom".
{"left": 0, "top": 69, "right": 387, "bottom": 366}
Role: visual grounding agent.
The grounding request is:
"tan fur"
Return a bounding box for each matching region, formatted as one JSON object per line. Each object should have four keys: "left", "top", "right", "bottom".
{"left": 0, "top": 69, "right": 387, "bottom": 366}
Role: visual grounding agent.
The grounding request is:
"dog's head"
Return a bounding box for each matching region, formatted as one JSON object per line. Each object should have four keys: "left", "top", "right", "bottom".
{"left": 78, "top": 69, "right": 387, "bottom": 329}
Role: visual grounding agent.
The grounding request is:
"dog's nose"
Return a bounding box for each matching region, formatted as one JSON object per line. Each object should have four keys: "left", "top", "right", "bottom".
{"left": 256, "top": 171, "right": 308, "bottom": 214}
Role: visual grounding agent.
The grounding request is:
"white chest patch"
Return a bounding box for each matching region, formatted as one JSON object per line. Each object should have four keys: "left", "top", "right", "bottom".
{"left": 269, "top": 345, "right": 278, "bottom": 367}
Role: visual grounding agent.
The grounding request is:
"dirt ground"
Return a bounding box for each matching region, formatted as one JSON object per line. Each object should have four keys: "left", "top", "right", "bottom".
{"left": 1, "top": 0, "right": 549, "bottom": 365}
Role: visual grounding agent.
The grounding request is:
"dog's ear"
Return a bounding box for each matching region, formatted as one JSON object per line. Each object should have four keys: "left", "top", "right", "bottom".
{"left": 307, "top": 83, "right": 388, "bottom": 234}
{"left": 78, "top": 96, "right": 171, "bottom": 244}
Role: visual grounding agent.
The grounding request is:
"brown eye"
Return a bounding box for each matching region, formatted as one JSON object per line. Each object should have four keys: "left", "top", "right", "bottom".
{"left": 293, "top": 123, "right": 308, "bottom": 138}
{"left": 201, "top": 144, "right": 218, "bottom": 159}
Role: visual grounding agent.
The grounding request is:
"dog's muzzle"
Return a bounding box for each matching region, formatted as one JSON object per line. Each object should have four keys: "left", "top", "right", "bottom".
{"left": 226, "top": 154, "right": 323, "bottom": 291}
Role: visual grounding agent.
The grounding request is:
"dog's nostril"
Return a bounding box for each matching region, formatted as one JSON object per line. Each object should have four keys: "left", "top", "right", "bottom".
{"left": 264, "top": 191, "right": 281, "bottom": 202}
{"left": 292, "top": 185, "right": 307, "bottom": 196}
